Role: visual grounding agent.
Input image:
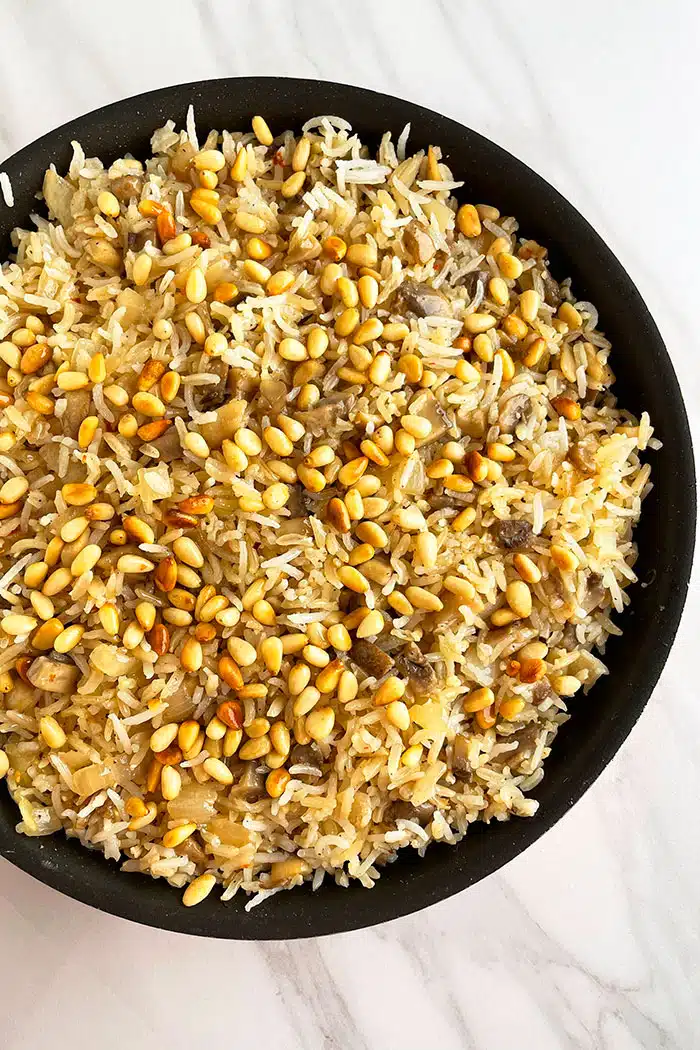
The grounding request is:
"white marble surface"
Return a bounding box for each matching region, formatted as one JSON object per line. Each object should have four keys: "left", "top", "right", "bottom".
{"left": 1, "top": 1, "right": 699, "bottom": 1047}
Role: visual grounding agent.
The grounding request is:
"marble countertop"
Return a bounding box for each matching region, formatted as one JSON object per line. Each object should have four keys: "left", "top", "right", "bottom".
{"left": 1, "top": 1, "right": 698, "bottom": 1047}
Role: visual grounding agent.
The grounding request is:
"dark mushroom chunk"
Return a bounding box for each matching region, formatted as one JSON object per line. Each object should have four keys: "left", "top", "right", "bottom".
{"left": 60, "top": 389, "right": 93, "bottom": 440}
{"left": 111, "top": 175, "right": 143, "bottom": 203}
{"left": 299, "top": 487, "right": 320, "bottom": 516}
{"left": 350, "top": 639, "right": 394, "bottom": 679}
{"left": 196, "top": 358, "right": 231, "bottom": 414}
{"left": 498, "top": 393, "right": 530, "bottom": 434}
{"left": 492, "top": 723, "right": 542, "bottom": 768}
{"left": 462, "top": 270, "right": 488, "bottom": 303}
{"left": 338, "top": 588, "right": 364, "bottom": 615}
{"left": 235, "top": 762, "right": 266, "bottom": 800}
{"left": 179, "top": 837, "right": 208, "bottom": 866}
{"left": 285, "top": 482, "right": 321, "bottom": 522}
{"left": 127, "top": 230, "right": 150, "bottom": 252}
{"left": 389, "top": 800, "right": 435, "bottom": 826}
{"left": 404, "top": 223, "right": 436, "bottom": 265}
{"left": 26, "top": 655, "right": 79, "bottom": 694}
{"left": 288, "top": 743, "right": 323, "bottom": 778}
{"left": 198, "top": 385, "right": 231, "bottom": 413}
{"left": 542, "top": 273, "right": 562, "bottom": 309}
{"left": 492, "top": 519, "right": 533, "bottom": 550}
{"left": 429, "top": 493, "right": 463, "bottom": 512}
{"left": 515, "top": 269, "right": 535, "bottom": 293}
{"left": 401, "top": 279, "right": 450, "bottom": 318}
{"left": 532, "top": 679, "right": 556, "bottom": 705}
{"left": 289, "top": 743, "right": 321, "bottom": 767}
{"left": 394, "top": 641, "right": 437, "bottom": 696}
{"left": 582, "top": 572, "right": 606, "bottom": 613}
{"left": 147, "top": 426, "right": 182, "bottom": 460}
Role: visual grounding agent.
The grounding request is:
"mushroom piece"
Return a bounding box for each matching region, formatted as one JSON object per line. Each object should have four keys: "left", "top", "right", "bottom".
{"left": 401, "top": 279, "right": 450, "bottom": 318}
{"left": 235, "top": 762, "right": 266, "bottom": 800}
{"left": 492, "top": 723, "right": 542, "bottom": 769}
{"left": 111, "top": 175, "right": 143, "bottom": 202}
{"left": 127, "top": 230, "right": 150, "bottom": 253}
{"left": 406, "top": 390, "right": 450, "bottom": 444}
{"left": 389, "top": 800, "right": 435, "bottom": 826}
{"left": 350, "top": 639, "right": 395, "bottom": 679}
{"left": 581, "top": 572, "right": 606, "bottom": 613}
{"left": 394, "top": 642, "right": 437, "bottom": 696}
{"left": 42, "top": 169, "right": 75, "bottom": 228}
{"left": 179, "top": 837, "right": 209, "bottom": 866}
{"left": 288, "top": 743, "right": 323, "bottom": 779}
{"left": 289, "top": 743, "right": 322, "bottom": 769}
{"left": 404, "top": 224, "right": 436, "bottom": 265}
{"left": 456, "top": 406, "right": 487, "bottom": 439}
{"left": 492, "top": 519, "right": 533, "bottom": 550}
{"left": 297, "top": 392, "right": 357, "bottom": 436}
{"left": 532, "top": 680, "right": 556, "bottom": 705}
{"left": 498, "top": 393, "right": 530, "bottom": 434}
{"left": 461, "top": 270, "right": 488, "bottom": 303}
{"left": 26, "top": 655, "right": 79, "bottom": 694}
{"left": 60, "top": 388, "right": 93, "bottom": 441}
{"left": 286, "top": 483, "right": 319, "bottom": 519}
{"left": 196, "top": 357, "right": 232, "bottom": 414}
{"left": 148, "top": 426, "right": 182, "bottom": 461}
{"left": 542, "top": 272, "right": 562, "bottom": 308}
{"left": 429, "top": 493, "right": 467, "bottom": 512}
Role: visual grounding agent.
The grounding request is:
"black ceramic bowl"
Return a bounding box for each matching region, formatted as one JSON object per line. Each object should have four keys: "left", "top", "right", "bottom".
{"left": 0, "top": 78, "right": 694, "bottom": 939}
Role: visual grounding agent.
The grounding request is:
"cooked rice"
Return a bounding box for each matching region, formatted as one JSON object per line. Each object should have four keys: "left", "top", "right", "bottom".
{"left": 0, "top": 172, "right": 13, "bottom": 208}
{"left": 0, "top": 113, "right": 655, "bottom": 907}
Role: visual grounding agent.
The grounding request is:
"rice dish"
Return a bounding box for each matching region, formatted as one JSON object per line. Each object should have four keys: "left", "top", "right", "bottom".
{"left": 0, "top": 111, "right": 655, "bottom": 909}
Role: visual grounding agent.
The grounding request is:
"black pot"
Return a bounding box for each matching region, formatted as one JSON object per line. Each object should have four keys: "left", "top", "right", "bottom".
{"left": 0, "top": 78, "right": 694, "bottom": 939}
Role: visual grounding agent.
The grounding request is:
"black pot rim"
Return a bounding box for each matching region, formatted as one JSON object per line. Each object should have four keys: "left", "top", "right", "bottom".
{"left": 0, "top": 77, "right": 694, "bottom": 940}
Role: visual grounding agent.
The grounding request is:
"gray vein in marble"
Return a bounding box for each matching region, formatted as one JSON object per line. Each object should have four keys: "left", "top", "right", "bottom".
{"left": 262, "top": 939, "right": 370, "bottom": 1050}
